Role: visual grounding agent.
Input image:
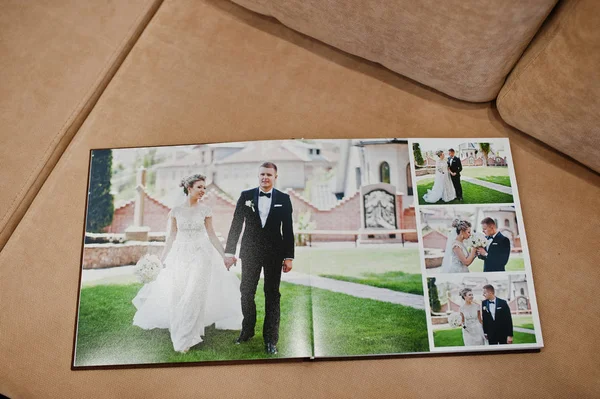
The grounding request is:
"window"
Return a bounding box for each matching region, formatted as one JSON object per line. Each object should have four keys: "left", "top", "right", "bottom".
{"left": 505, "top": 219, "right": 510, "bottom": 227}
{"left": 355, "top": 167, "right": 361, "bottom": 189}
{"left": 309, "top": 149, "right": 314, "bottom": 155}
{"left": 316, "top": 149, "right": 321, "bottom": 155}
{"left": 379, "top": 161, "right": 390, "bottom": 184}
{"left": 520, "top": 288, "right": 525, "bottom": 296}
{"left": 406, "top": 163, "right": 413, "bottom": 196}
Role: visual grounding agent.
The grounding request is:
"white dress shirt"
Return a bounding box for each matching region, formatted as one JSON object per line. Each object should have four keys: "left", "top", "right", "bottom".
{"left": 486, "top": 232, "right": 498, "bottom": 250}
{"left": 488, "top": 299, "right": 497, "bottom": 320}
{"left": 258, "top": 188, "right": 273, "bottom": 228}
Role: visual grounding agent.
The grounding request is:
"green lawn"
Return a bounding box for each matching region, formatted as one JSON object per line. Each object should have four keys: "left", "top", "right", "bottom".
{"left": 75, "top": 279, "right": 429, "bottom": 366}
{"left": 74, "top": 282, "right": 313, "bottom": 366}
{"left": 312, "top": 288, "right": 429, "bottom": 357}
{"left": 460, "top": 166, "right": 510, "bottom": 179}
{"left": 433, "top": 328, "right": 536, "bottom": 347}
{"left": 294, "top": 247, "right": 422, "bottom": 276}
{"left": 320, "top": 271, "right": 424, "bottom": 295}
{"left": 417, "top": 180, "right": 514, "bottom": 205}
{"left": 476, "top": 176, "right": 512, "bottom": 187}
{"left": 513, "top": 315, "right": 535, "bottom": 329}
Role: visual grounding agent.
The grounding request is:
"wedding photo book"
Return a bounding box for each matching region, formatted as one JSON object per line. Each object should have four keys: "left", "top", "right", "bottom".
{"left": 73, "top": 137, "right": 543, "bottom": 369}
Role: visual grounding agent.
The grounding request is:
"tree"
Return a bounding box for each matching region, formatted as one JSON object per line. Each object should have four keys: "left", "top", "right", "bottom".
{"left": 86, "top": 149, "right": 114, "bottom": 233}
{"left": 428, "top": 278, "right": 441, "bottom": 313}
{"left": 413, "top": 143, "right": 424, "bottom": 166}
{"left": 479, "top": 143, "right": 491, "bottom": 167}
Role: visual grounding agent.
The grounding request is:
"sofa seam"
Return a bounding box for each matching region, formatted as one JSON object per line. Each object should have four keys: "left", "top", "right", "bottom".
{"left": 0, "top": 0, "right": 163, "bottom": 231}
{"left": 497, "top": 0, "right": 577, "bottom": 104}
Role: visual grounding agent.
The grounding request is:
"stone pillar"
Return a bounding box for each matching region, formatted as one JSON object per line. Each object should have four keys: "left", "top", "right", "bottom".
{"left": 125, "top": 167, "right": 150, "bottom": 241}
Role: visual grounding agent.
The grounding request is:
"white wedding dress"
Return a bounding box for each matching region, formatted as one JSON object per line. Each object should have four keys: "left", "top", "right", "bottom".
{"left": 459, "top": 303, "right": 486, "bottom": 346}
{"left": 441, "top": 239, "right": 470, "bottom": 273}
{"left": 132, "top": 203, "right": 242, "bottom": 352}
{"left": 423, "top": 159, "right": 456, "bottom": 203}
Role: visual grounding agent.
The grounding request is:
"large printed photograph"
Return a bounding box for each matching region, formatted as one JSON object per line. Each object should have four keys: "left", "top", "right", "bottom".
{"left": 74, "top": 138, "right": 429, "bottom": 368}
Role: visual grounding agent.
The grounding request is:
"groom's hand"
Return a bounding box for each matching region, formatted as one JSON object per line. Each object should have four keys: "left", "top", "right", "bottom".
{"left": 477, "top": 248, "right": 488, "bottom": 256}
{"left": 282, "top": 259, "right": 293, "bottom": 273}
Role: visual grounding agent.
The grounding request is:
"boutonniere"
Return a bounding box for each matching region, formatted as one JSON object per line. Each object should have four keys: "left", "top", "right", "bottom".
{"left": 483, "top": 306, "right": 488, "bottom": 312}
{"left": 245, "top": 200, "right": 255, "bottom": 212}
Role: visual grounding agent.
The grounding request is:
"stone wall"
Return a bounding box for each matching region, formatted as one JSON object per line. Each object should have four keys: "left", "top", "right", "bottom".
{"left": 83, "top": 242, "right": 164, "bottom": 269}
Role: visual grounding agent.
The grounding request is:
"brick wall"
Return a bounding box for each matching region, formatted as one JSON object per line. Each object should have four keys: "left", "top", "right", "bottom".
{"left": 423, "top": 230, "right": 448, "bottom": 250}
{"left": 104, "top": 187, "right": 416, "bottom": 243}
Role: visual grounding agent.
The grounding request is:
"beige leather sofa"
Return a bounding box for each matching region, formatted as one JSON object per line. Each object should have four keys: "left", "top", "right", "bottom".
{"left": 1, "top": 0, "right": 599, "bottom": 397}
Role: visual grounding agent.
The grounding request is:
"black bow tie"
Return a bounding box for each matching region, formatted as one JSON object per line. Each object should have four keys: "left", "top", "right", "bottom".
{"left": 488, "top": 301, "right": 495, "bottom": 304}
{"left": 259, "top": 191, "right": 271, "bottom": 198}
{"left": 486, "top": 236, "right": 493, "bottom": 240}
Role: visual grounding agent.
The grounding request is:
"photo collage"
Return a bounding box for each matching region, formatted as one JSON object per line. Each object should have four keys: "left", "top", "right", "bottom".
{"left": 409, "top": 138, "right": 542, "bottom": 351}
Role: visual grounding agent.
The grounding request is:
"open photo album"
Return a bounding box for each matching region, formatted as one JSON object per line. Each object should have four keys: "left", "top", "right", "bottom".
{"left": 73, "top": 137, "right": 543, "bottom": 368}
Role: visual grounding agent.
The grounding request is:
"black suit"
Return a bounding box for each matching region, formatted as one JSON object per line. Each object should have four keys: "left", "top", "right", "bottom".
{"left": 482, "top": 297, "right": 513, "bottom": 344}
{"left": 478, "top": 231, "right": 511, "bottom": 272}
{"left": 225, "top": 187, "right": 294, "bottom": 345}
{"left": 447, "top": 156, "right": 463, "bottom": 200}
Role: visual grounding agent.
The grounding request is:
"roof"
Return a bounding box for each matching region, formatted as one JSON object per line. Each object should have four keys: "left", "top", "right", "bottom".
{"left": 353, "top": 138, "right": 408, "bottom": 147}
{"left": 215, "top": 141, "right": 331, "bottom": 164}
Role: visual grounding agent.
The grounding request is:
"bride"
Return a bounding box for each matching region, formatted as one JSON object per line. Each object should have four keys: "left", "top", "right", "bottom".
{"left": 132, "top": 174, "right": 242, "bottom": 353}
{"left": 423, "top": 150, "right": 456, "bottom": 203}
{"left": 440, "top": 219, "right": 478, "bottom": 273}
{"left": 458, "top": 288, "right": 486, "bottom": 346}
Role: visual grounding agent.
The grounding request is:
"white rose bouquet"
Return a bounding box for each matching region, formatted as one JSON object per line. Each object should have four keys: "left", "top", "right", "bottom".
{"left": 134, "top": 254, "right": 163, "bottom": 284}
{"left": 469, "top": 232, "right": 488, "bottom": 249}
{"left": 448, "top": 312, "right": 463, "bottom": 328}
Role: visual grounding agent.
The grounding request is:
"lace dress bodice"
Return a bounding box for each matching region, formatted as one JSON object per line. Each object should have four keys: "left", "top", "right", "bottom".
{"left": 171, "top": 204, "right": 212, "bottom": 242}
{"left": 441, "top": 240, "right": 470, "bottom": 273}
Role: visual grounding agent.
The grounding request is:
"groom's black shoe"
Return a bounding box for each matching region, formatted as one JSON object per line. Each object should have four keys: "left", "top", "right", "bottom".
{"left": 235, "top": 333, "right": 254, "bottom": 344}
{"left": 265, "top": 343, "right": 278, "bottom": 355}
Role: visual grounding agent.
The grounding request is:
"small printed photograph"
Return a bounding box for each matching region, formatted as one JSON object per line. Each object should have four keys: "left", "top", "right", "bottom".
{"left": 427, "top": 274, "right": 538, "bottom": 348}
{"left": 412, "top": 139, "right": 514, "bottom": 205}
{"left": 421, "top": 206, "right": 526, "bottom": 274}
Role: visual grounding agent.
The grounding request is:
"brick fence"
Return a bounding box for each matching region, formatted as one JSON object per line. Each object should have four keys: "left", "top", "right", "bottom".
{"left": 104, "top": 186, "right": 417, "bottom": 243}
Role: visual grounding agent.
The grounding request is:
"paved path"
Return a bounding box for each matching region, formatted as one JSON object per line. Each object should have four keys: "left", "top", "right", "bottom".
{"left": 432, "top": 324, "right": 536, "bottom": 335}
{"left": 284, "top": 271, "right": 426, "bottom": 310}
{"left": 81, "top": 267, "right": 425, "bottom": 310}
{"left": 514, "top": 327, "right": 536, "bottom": 335}
{"left": 462, "top": 176, "right": 513, "bottom": 195}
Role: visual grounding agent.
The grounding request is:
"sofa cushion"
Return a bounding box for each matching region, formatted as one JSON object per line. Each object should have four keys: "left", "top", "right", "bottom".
{"left": 497, "top": 0, "right": 600, "bottom": 173}
{"left": 0, "top": 0, "right": 163, "bottom": 250}
{"left": 229, "top": 0, "right": 557, "bottom": 102}
{"left": 2, "top": 0, "right": 600, "bottom": 397}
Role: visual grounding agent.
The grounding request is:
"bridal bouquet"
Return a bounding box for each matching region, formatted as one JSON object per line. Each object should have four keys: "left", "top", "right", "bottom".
{"left": 448, "top": 312, "right": 463, "bottom": 328}
{"left": 469, "top": 232, "right": 488, "bottom": 249}
{"left": 134, "top": 254, "right": 163, "bottom": 284}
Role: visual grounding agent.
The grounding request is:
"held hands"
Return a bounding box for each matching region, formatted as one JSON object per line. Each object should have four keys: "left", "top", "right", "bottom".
{"left": 477, "top": 247, "right": 488, "bottom": 256}
{"left": 282, "top": 259, "right": 293, "bottom": 273}
{"left": 224, "top": 256, "right": 237, "bottom": 271}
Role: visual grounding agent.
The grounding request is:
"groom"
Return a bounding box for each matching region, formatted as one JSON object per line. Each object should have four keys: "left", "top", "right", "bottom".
{"left": 477, "top": 217, "right": 511, "bottom": 272}
{"left": 482, "top": 284, "right": 513, "bottom": 344}
{"left": 447, "top": 148, "right": 463, "bottom": 201}
{"left": 224, "top": 162, "right": 294, "bottom": 355}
